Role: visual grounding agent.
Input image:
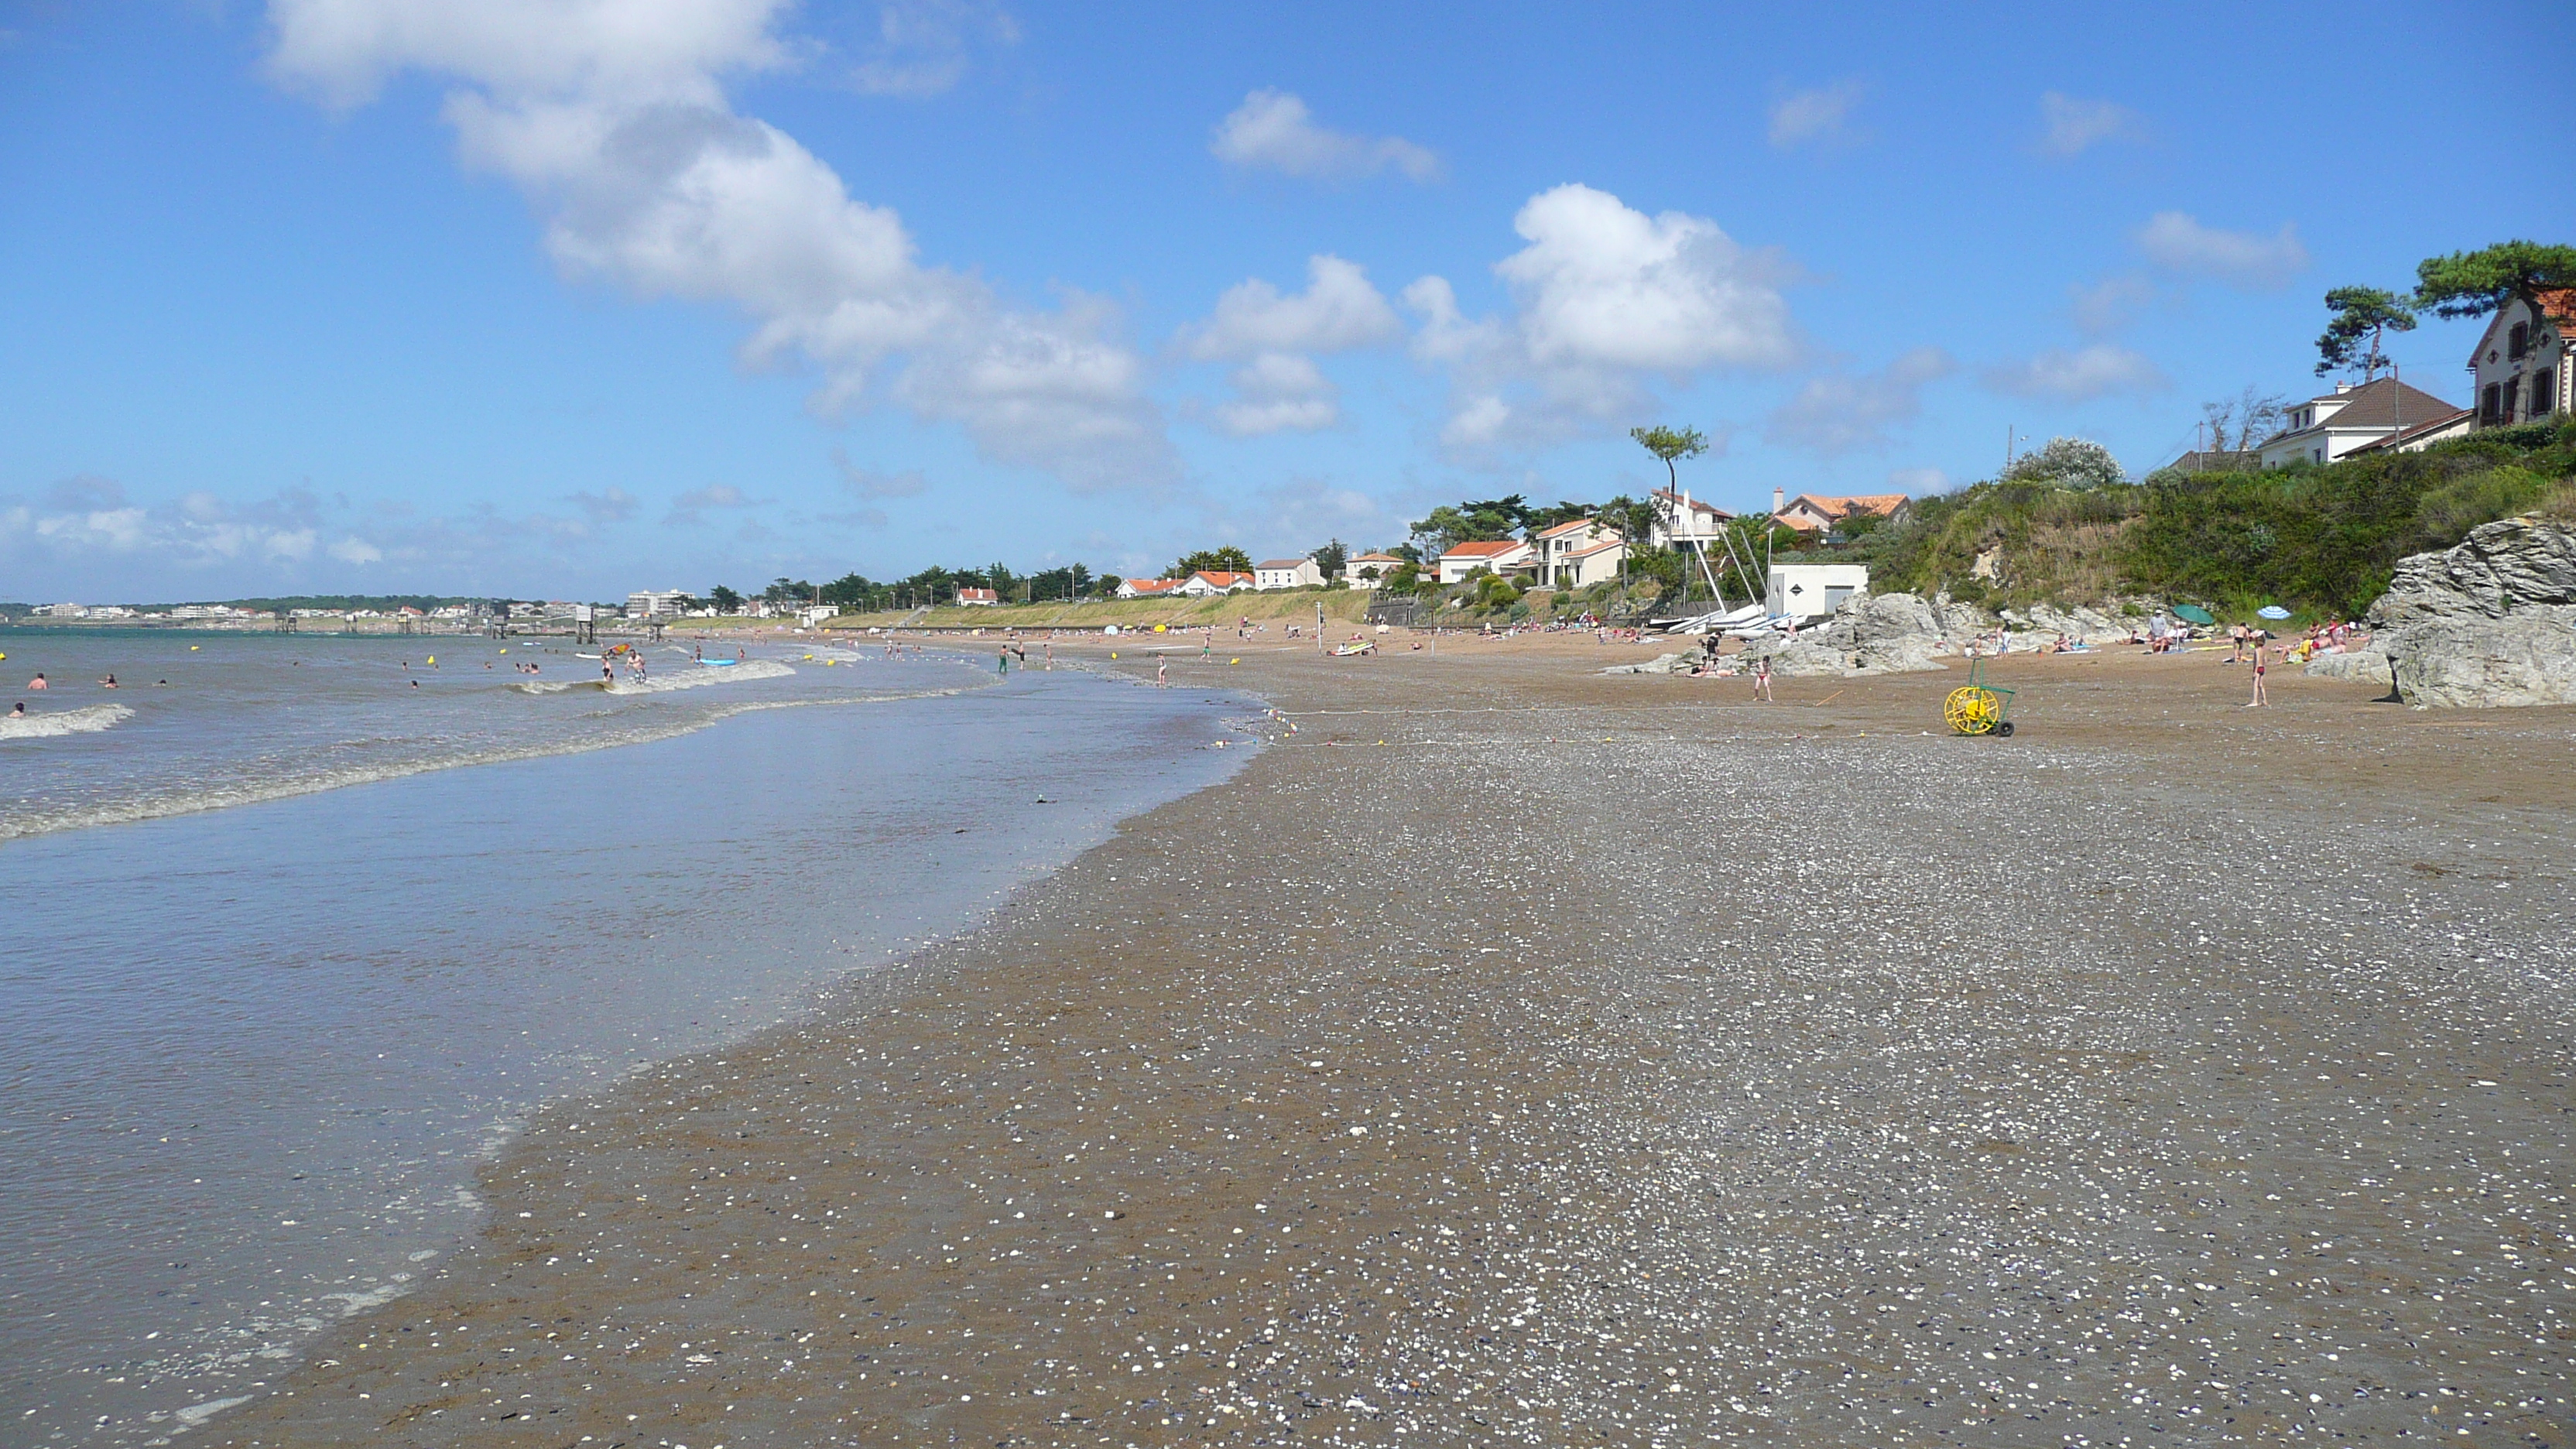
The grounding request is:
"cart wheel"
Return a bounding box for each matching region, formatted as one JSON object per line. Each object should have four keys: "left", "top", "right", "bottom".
{"left": 1943, "top": 686, "right": 1999, "bottom": 735}
{"left": 1997, "top": 721, "right": 2015, "bottom": 738}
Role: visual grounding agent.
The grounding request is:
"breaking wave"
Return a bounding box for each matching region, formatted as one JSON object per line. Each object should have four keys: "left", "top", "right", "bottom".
{"left": 600, "top": 659, "right": 796, "bottom": 694}
{"left": 0, "top": 704, "right": 133, "bottom": 740}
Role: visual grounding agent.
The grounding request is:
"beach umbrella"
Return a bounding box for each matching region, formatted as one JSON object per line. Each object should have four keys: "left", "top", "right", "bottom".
{"left": 2256, "top": 605, "right": 2292, "bottom": 620}
{"left": 2173, "top": 604, "right": 2215, "bottom": 625}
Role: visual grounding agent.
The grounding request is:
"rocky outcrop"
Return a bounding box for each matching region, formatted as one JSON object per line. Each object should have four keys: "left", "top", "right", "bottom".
{"left": 2364, "top": 516, "right": 2576, "bottom": 707}
{"left": 2300, "top": 649, "right": 2394, "bottom": 687}
{"left": 1753, "top": 592, "right": 1954, "bottom": 676}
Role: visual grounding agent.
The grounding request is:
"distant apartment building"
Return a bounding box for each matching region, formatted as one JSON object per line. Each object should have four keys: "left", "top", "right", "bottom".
{"left": 626, "top": 589, "right": 691, "bottom": 618}
{"left": 1530, "top": 519, "right": 1628, "bottom": 588}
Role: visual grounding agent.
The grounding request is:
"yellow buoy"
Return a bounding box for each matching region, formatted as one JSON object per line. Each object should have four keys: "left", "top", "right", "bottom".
{"left": 190, "top": 645, "right": 200, "bottom": 651}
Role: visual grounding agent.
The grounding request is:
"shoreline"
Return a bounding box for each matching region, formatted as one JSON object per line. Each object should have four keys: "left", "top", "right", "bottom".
{"left": 217, "top": 641, "right": 2574, "bottom": 1446}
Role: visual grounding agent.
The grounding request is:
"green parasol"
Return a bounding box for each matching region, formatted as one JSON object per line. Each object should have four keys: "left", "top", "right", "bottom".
{"left": 2172, "top": 604, "right": 2215, "bottom": 625}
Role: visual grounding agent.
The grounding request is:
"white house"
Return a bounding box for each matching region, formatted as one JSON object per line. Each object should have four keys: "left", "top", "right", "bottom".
{"left": 1436, "top": 539, "right": 1534, "bottom": 584}
{"left": 2256, "top": 376, "right": 2466, "bottom": 468}
{"left": 1173, "top": 570, "right": 1254, "bottom": 597}
{"left": 1766, "top": 564, "right": 1868, "bottom": 622}
{"left": 1646, "top": 488, "right": 1733, "bottom": 549}
{"left": 2466, "top": 288, "right": 2573, "bottom": 430}
{"left": 1254, "top": 557, "right": 1323, "bottom": 591}
{"left": 1531, "top": 519, "right": 1628, "bottom": 588}
{"left": 1344, "top": 552, "right": 1405, "bottom": 589}
{"left": 1115, "top": 577, "right": 1184, "bottom": 600}
{"left": 956, "top": 587, "right": 999, "bottom": 606}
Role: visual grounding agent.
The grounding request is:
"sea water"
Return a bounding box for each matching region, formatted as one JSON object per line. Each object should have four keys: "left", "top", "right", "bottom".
{"left": 0, "top": 630, "right": 1254, "bottom": 1444}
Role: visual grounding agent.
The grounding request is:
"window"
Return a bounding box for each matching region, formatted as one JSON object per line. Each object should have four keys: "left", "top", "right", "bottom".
{"left": 2482, "top": 382, "right": 2503, "bottom": 423}
{"left": 2508, "top": 322, "right": 2528, "bottom": 359}
{"left": 2535, "top": 369, "right": 2558, "bottom": 416}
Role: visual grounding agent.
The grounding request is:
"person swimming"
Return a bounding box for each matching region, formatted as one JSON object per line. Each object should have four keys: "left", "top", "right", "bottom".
{"left": 27, "top": 673, "right": 46, "bottom": 690}
{"left": 99, "top": 674, "right": 118, "bottom": 689}
{"left": 9, "top": 701, "right": 22, "bottom": 717}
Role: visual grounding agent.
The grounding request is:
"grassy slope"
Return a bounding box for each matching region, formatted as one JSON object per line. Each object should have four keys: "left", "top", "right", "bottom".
{"left": 1862, "top": 422, "right": 2576, "bottom": 620}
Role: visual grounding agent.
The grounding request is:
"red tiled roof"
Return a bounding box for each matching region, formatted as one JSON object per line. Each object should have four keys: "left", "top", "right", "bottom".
{"left": 1189, "top": 570, "right": 1254, "bottom": 587}
{"left": 2535, "top": 287, "right": 2576, "bottom": 327}
{"left": 1124, "top": 578, "right": 1181, "bottom": 593}
{"left": 1441, "top": 540, "right": 1527, "bottom": 558}
{"left": 1535, "top": 518, "right": 1602, "bottom": 538}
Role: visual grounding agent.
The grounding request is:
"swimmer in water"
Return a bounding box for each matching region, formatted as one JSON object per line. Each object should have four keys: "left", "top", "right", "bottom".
{"left": 28, "top": 673, "right": 46, "bottom": 690}
{"left": 99, "top": 674, "right": 118, "bottom": 689}
{"left": 9, "top": 701, "right": 22, "bottom": 717}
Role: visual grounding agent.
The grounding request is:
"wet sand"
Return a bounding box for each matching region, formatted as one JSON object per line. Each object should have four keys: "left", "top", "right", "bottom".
{"left": 218, "top": 638, "right": 2575, "bottom": 1447}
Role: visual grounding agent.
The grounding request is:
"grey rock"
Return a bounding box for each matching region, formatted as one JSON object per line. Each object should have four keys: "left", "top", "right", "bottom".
{"left": 2300, "top": 649, "right": 2393, "bottom": 686}
{"left": 2365, "top": 516, "right": 2576, "bottom": 707}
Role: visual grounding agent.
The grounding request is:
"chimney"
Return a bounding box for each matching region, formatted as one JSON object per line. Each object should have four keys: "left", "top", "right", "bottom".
{"left": 2335, "top": 381, "right": 2352, "bottom": 394}
{"left": 1771, "top": 486, "right": 1786, "bottom": 512}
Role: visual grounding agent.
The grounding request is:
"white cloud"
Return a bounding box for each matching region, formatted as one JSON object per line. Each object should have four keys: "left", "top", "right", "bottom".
{"left": 1764, "top": 347, "right": 1955, "bottom": 456}
{"left": 1982, "top": 343, "right": 2168, "bottom": 402}
{"left": 329, "top": 536, "right": 385, "bottom": 564}
{"left": 2, "top": 480, "right": 358, "bottom": 570}
{"left": 1212, "top": 353, "right": 1339, "bottom": 437}
{"left": 1210, "top": 89, "right": 1438, "bottom": 183}
{"left": 1767, "top": 79, "right": 1864, "bottom": 149}
{"left": 1887, "top": 466, "right": 1949, "bottom": 495}
{"left": 847, "top": 0, "right": 1018, "bottom": 98}
{"left": 2070, "top": 272, "right": 2156, "bottom": 336}
{"left": 1183, "top": 255, "right": 1400, "bottom": 361}
{"left": 265, "top": 0, "right": 1172, "bottom": 494}
{"left": 2037, "top": 91, "right": 2142, "bottom": 157}
{"left": 1499, "top": 184, "right": 1801, "bottom": 377}
{"left": 1181, "top": 255, "right": 1400, "bottom": 436}
{"left": 2136, "top": 211, "right": 2309, "bottom": 290}
{"left": 831, "top": 449, "right": 928, "bottom": 498}
{"left": 671, "top": 483, "right": 756, "bottom": 510}
{"left": 1400, "top": 186, "right": 1801, "bottom": 454}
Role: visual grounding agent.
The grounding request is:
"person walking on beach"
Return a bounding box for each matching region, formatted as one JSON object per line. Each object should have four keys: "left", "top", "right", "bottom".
{"left": 1155, "top": 657, "right": 1168, "bottom": 687}
{"left": 2248, "top": 642, "right": 2269, "bottom": 707}
{"left": 998, "top": 646, "right": 1010, "bottom": 676}
{"left": 1752, "top": 652, "right": 1773, "bottom": 702}
{"left": 1043, "top": 641, "right": 1053, "bottom": 670}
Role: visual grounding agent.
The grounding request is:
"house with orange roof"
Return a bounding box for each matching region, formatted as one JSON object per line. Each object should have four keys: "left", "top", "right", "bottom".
{"left": 2468, "top": 286, "right": 2572, "bottom": 430}
{"left": 1769, "top": 490, "right": 1910, "bottom": 534}
{"left": 1435, "top": 538, "right": 1535, "bottom": 585}
{"left": 1344, "top": 551, "right": 1406, "bottom": 588}
{"left": 1531, "top": 518, "right": 1628, "bottom": 588}
{"left": 956, "top": 587, "right": 999, "bottom": 606}
{"left": 1115, "top": 577, "right": 1184, "bottom": 599}
{"left": 1174, "top": 570, "right": 1255, "bottom": 597}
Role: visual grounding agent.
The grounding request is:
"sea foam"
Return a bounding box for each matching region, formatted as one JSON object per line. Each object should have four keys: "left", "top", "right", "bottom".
{"left": 601, "top": 658, "right": 796, "bottom": 694}
{"left": 0, "top": 704, "right": 134, "bottom": 740}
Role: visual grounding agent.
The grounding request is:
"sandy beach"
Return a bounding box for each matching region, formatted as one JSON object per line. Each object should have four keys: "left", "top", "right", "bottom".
{"left": 215, "top": 636, "right": 2574, "bottom": 1447}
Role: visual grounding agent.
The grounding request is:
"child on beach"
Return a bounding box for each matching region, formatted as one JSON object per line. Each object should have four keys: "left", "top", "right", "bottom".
{"left": 1155, "top": 658, "right": 1169, "bottom": 687}
{"left": 2248, "top": 643, "right": 2268, "bottom": 707}
{"left": 1752, "top": 653, "right": 1773, "bottom": 702}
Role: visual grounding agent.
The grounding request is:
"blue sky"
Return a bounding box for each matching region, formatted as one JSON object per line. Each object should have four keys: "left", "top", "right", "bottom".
{"left": 2, "top": 0, "right": 2567, "bottom": 602}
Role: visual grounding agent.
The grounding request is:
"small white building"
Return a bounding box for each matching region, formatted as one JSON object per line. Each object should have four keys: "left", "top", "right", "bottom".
{"left": 1766, "top": 564, "right": 1869, "bottom": 622}
{"left": 1116, "top": 577, "right": 1184, "bottom": 600}
{"left": 2257, "top": 377, "right": 2467, "bottom": 468}
{"left": 1253, "top": 557, "right": 1323, "bottom": 591}
{"left": 627, "top": 588, "right": 691, "bottom": 618}
{"left": 2466, "top": 288, "right": 2572, "bottom": 429}
{"left": 1531, "top": 519, "right": 1628, "bottom": 588}
{"left": 955, "top": 587, "right": 999, "bottom": 606}
{"left": 1344, "top": 552, "right": 1405, "bottom": 589}
{"left": 1436, "top": 539, "right": 1534, "bottom": 585}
